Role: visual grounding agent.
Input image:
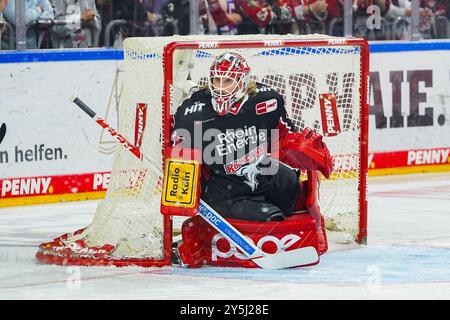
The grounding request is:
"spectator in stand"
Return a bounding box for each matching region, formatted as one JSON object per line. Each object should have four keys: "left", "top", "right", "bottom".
{"left": 172, "top": 0, "right": 190, "bottom": 35}
{"left": 447, "top": 0, "right": 450, "bottom": 19}
{"left": 110, "top": 0, "right": 159, "bottom": 38}
{"left": 200, "top": 0, "right": 242, "bottom": 34}
{"left": 101, "top": 0, "right": 189, "bottom": 42}
{"left": 267, "top": 0, "right": 300, "bottom": 34}
{"left": 110, "top": 0, "right": 151, "bottom": 28}
{"left": 384, "top": 0, "right": 438, "bottom": 39}
{"left": 285, "top": 0, "right": 382, "bottom": 36}
{"left": 233, "top": 0, "right": 294, "bottom": 34}
{"left": 312, "top": 0, "right": 390, "bottom": 37}
{"left": 420, "top": 0, "right": 448, "bottom": 38}
{"left": 3, "top": 0, "right": 54, "bottom": 48}
{"left": 50, "top": 0, "right": 102, "bottom": 48}
{"left": 422, "top": 0, "right": 447, "bottom": 16}
{"left": 150, "top": 0, "right": 189, "bottom": 36}
{"left": 384, "top": 0, "right": 446, "bottom": 23}
{"left": 383, "top": 0, "right": 414, "bottom": 39}
{"left": 285, "top": 0, "right": 329, "bottom": 34}
{"left": 0, "top": 0, "right": 7, "bottom": 27}
{"left": 95, "top": 0, "right": 111, "bottom": 23}
{"left": 354, "top": 0, "right": 391, "bottom": 39}
{"left": 0, "top": 0, "right": 7, "bottom": 12}
{"left": 384, "top": 0, "right": 412, "bottom": 20}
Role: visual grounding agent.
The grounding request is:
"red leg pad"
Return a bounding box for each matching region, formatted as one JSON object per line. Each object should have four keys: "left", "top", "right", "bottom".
{"left": 178, "top": 214, "right": 321, "bottom": 268}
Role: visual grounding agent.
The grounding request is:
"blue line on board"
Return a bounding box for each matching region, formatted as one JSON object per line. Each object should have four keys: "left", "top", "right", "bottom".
{"left": 0, "top": 48, "right": 123, "bottom": 63}
{"left": 0, "top": 41, "right": 449, "bottom": 64}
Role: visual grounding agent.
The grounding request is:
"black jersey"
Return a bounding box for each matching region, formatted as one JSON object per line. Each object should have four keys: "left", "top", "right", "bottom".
{"left": 172, "top": 82, "right": 297, "bottom": 203}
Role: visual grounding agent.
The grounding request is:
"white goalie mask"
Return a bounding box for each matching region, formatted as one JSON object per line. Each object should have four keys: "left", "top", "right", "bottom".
{"left": 208, "top": 52, "right": 251, "bottom": 116}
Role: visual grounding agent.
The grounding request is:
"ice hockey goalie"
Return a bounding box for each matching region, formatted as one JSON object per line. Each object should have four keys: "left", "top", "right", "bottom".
{"left": 170, "top": 52, "right": 333, "bottom": 268}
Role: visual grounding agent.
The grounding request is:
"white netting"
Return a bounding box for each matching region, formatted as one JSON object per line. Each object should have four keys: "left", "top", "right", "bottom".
{"left": 70, "top": 35, "right": 365, "bottom": 261}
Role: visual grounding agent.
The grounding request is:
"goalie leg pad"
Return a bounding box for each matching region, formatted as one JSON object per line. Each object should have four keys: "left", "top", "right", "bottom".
{"left": 287, "top": 174, "right": 328, "bottom": 255}
{"left": 177, "top": 216, "right": 213, "bottom": 268}
{"left": 291, "top": 180, "right": 309, "bottom": 213}
{"left": 178, "top": 213, "right": 321, "bottom": 268}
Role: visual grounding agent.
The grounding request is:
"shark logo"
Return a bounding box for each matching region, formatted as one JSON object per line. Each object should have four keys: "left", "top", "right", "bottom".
{"left": 234, "top": 155, "right": 265, "bottom": 191}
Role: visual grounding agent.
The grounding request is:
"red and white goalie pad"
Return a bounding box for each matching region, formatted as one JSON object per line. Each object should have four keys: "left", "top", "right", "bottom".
{"left": 177, "top": 171, "right": 328, "bottom": 268}
{"left": 178, "top": 214, "right": 322, "bottom": 268}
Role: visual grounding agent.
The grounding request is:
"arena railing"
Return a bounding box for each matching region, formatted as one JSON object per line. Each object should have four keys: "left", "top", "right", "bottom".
{"left": 26, "top": 19, "right": 101, "bottom": 49}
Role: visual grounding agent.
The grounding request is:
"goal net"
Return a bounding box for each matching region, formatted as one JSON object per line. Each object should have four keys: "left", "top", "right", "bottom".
{"left": 36, "top": 34, "right": 369, "bottom": 267}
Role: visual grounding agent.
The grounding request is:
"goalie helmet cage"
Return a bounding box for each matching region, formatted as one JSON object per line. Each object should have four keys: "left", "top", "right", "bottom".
{"left": 36, "top": 34, "right": 369, "bottom": 267}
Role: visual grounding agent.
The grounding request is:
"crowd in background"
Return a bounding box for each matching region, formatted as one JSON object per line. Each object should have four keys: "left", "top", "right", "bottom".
{"left": 0, "top": 0, "right": 449, "bottom": 50}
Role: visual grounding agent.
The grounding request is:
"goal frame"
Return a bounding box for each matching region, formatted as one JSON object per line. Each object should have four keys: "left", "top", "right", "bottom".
{"left": 161, "top": 38, "right": 369, "bottom": 264}
{"left": 36, "top": 36, "right": 369, "bottom": 268}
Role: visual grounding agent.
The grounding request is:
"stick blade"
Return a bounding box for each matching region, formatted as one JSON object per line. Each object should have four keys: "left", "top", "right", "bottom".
{"left": 252, "top": 246, "right": 319, "bottom": 270}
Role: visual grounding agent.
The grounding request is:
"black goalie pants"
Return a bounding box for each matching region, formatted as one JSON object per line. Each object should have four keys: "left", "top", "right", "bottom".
{"left": 202, "top": 164, "right": 302, "bottom": 222}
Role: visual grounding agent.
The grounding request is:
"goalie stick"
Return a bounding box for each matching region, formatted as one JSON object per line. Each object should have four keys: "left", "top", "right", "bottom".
{"left": 71, "top": 96, "right": 319, "bottom": 269}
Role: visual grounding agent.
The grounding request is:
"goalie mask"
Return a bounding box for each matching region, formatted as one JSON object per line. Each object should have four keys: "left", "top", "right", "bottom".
{"left": 208, "top": 52, "right": 251, "bottom": 116}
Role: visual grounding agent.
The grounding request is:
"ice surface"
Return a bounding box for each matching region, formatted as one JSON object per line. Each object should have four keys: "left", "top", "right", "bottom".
{"left": 0, "top": 172, "right": 449, "bottom": 299}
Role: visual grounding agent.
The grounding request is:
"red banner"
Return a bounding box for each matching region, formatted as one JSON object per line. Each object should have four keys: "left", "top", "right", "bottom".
{"left": 369, "top": 147, "right": 450, "bottom": 169}
{"left": 1, "top": 147, "right": 449, "bottom": 204}
{"left": 0, "top": 172, "right": 110, "bottom": 199}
